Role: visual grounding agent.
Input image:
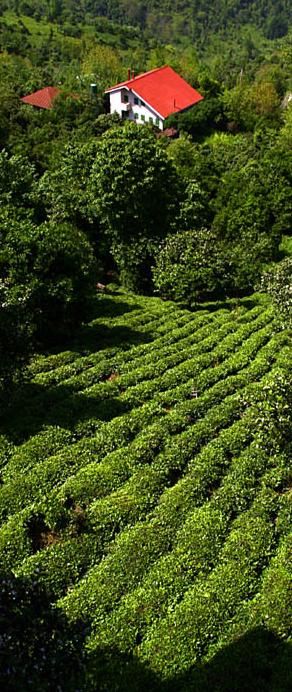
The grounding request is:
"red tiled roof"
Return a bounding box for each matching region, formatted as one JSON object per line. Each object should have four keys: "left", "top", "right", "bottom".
{"left": 21, "top": 86, "right": 61, "bottom": 109}
{"left": 105, "top": 66, "right": 203, "bottom": 119}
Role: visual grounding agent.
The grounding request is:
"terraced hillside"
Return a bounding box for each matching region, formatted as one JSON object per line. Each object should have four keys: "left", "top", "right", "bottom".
{"left": 1, "top": 290, "right": 291, "bottom": 691}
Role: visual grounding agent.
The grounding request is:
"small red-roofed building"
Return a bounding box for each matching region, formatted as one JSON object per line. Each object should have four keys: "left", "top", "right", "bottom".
{"left": 21, "top": 86, "right": 61, "bottom": 109}
{"left": 105, "top": 66, "right": 203, "bottom": 130}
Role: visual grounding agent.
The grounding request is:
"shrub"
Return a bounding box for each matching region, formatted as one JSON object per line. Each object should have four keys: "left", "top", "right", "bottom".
{"left": 259, "top": 258, "right": 292, "bottom": 329}
{"left": 153, "top": 228, "right": 227, "bottom": 303}
{"left": 0, "top": 278, "right": 32, "bottom": 409}
{"left": 0, "top": 219, "right": 97, "bottom": 345}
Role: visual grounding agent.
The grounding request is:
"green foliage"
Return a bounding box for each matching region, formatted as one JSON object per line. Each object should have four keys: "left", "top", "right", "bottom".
{"left": 0, "top": 1, "right": 291, "bottom": 686}
{"left": 38, "top": 139, "right": 100, "bottom": 227}
{"left": 153, "top": 148, "right": 284, "bottom": 300}
{"left": 0, "top": 217, "right": 96, "bottom": 345}
{"left": 153, "top": 228, "right": 227, "bottom": 303}
{"left": 260, "top": 258, "right": 292, "bottom": 328}
{"left": 0, "top": 570, "right": 85, "bottom": 691}
{"left": 0, "top": 278, "right": 32, "bottom": 409}
{"left": 264, "top": 13, "right": 288, "bottom": 40}
{"left": 89, "top": 122, "right": 181, "bottom": 291}
{"left": 221, "top": 81, "right": 281, "bottom": 132}
{"left": 166, "top": 97, "right": 225, "bottom": 138}
{"left": 2, "top": 0, "right": 291, "bottom": 46}
{"left": 0, "top": 150, "right": 36, "bottom": 207}
{"left": 211, "top": 160, "right": 283, "bottom": 291}
{"left": 0, "top": 290, "right": 291, "bottom": 689}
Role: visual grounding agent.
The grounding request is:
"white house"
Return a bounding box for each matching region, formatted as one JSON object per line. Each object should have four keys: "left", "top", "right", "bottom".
{"left": 105, "top": 65, "right": 203, "bottom": 130}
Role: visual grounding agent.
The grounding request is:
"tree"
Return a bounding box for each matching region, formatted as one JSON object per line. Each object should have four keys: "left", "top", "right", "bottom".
{"left": 166, "top": 97, "right": 224, "bottom": 139}
{"left": 212, "top": 161, "right": 282, "bottom": 291}
{"left": 0, "top": 150, "right": 36, "bottom": 208}
{"left": 38, "top": 140, "right": 100, "bottom": 228}
{"left": 221, "top": 84, "right": 255, "bottom": 132}
{"left": 89, "top": 122, "right": 181, "bottom": 291}
{"left": 265, "top": 14, "right": 288, "bottom": 40}
{"left": 0, "top": 217, "right": 97, "bottom": 345}
{"left": 0, "top": 278, "right": 32, "bottom": 409}
{"left": 81, "top": 43, "right": 125, "bottom": 91}
{"left": 179, "top": 181, "right": 211, "bottom": 230}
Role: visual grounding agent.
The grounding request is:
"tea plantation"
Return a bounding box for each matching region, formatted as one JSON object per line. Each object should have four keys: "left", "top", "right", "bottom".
{"left": 0, "top": 290, "right": 291, "bottom": 691}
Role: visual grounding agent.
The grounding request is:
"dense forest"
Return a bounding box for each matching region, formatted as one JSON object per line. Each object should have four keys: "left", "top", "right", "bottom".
{"left": 1, "top": 0, "right": 291, "bottom": 42}
{"left": 0, "top": 1, "right": 291, "bottom": 690}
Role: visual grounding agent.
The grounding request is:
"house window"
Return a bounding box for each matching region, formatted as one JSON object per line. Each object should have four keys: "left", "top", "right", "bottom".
{"left": 155, "top": 117, "right": 160, "bottom": 126}
{"left": 149, "top": 117, "right": 153, "bottom": 124}
{"left": 134, "top": 112, "right": 139, "bottom": 119}
{"left": 141, "top": 114, "right": 145, "bottom": 121}
{"left": 121, "top": 92, "right": 129, "bottom": 103}
{"left": 140, "top": 100, "right": 145, "bottom": 107}
{"left": 134, "top": 96, "right": 139, "bottom": 105}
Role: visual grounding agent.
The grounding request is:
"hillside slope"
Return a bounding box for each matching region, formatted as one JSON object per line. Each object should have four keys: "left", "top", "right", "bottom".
{"left": 1, "top": 0, "right": 291, "bottom": 41}
{"left": 0, "top": 290, "right": 291, "bottom": 690}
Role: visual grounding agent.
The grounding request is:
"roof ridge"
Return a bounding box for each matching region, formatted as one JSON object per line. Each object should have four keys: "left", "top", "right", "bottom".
{"left": 26, "top": 86, "right": 59, "bottom": 93}
{"left": 131, "top": 65, "right": 168, "bottom": 82}
{"left": 105, "top": 66, "right": 170, "bottom": 93}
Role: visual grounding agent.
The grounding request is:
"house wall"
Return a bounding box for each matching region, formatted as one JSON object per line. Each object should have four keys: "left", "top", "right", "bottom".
{"left": 109, "top": 88, "right": 164, "bottom": 129}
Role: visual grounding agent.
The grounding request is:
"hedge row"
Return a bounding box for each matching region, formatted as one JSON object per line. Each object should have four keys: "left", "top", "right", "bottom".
{"left": 0, "top": 386, "right": 245, "bottom": 523}
{"left": 154, "top": 334, "right": 288, "bottom": 409}
{"left": 54, "top": 309, "right": 274, "bottom": 419}
{"left": 7, "top": 354, "right": 288, "bottom": 609}
{"left": 58, "top": 307, "right": 274, "bottom": 397}
{"left": 137, "top": 494, "right": 280, "bottom": 678}
{"left": 88, "top": 443, "right": 283, "bottom": 654}
{"left": 7, "top": 306, "right": 268, "bottom": 447}
{"left": 12, "top": 413, "right": 252, "bottom": 600}
{"left": 60, "top": 310, "right": 236, "bottom": 392}
{"left": 198, "top": 489, "right": 292, "bottom": 668}
{"left": 121, "top": 321, "right": 281, "bottom": 407}
{"left": 2, "top": 426, "right": 73, "bottom": 483}
{"left": 33, "top": 308, "right": 224, "bottom": 389}
{"left": 31, "top": 302, "right": 183, "bottom": 385}
{"left": 30, "top": 303, "right": 260, "bottom": 394}
{"left": 59, "top": 361, "right": 285, "bottom": 626}
{"left": 0, "top": 327, "right": 285, "bottom": 522}
{"left": 48, "top": 334, "right": 285, "bottom": 525}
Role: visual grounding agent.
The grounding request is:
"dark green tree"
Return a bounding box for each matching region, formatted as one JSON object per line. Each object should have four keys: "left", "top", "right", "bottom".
{"left": 0, "top": 278, "right": 32, "bottom": 410}
{"left": 89, "top": 122, "right": 181, "bottom": 291}
{"left": 0, "top": 217, "right": 96, "bottom": 345}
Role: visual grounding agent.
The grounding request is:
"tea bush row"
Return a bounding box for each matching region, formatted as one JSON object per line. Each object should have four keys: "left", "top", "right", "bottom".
{"left": 58, "top": 362, "right": 286, "bottom": 625}
{"left": 0, "top": 324, "right": 283, "bottom": 521}
{"left": 11, "top": 414, "right": 253, "bottom": 600}
{"left": 137, "top": 492, "right": 283, "bottom": 678}
{"left": 90, "top": 450, "right": 288, "bottom": 654}
{"left": 47, "top": 335, "right": 285, "bottom": 526}
{"left": 33, "top": 307, "right": 224, "bottom": 389}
